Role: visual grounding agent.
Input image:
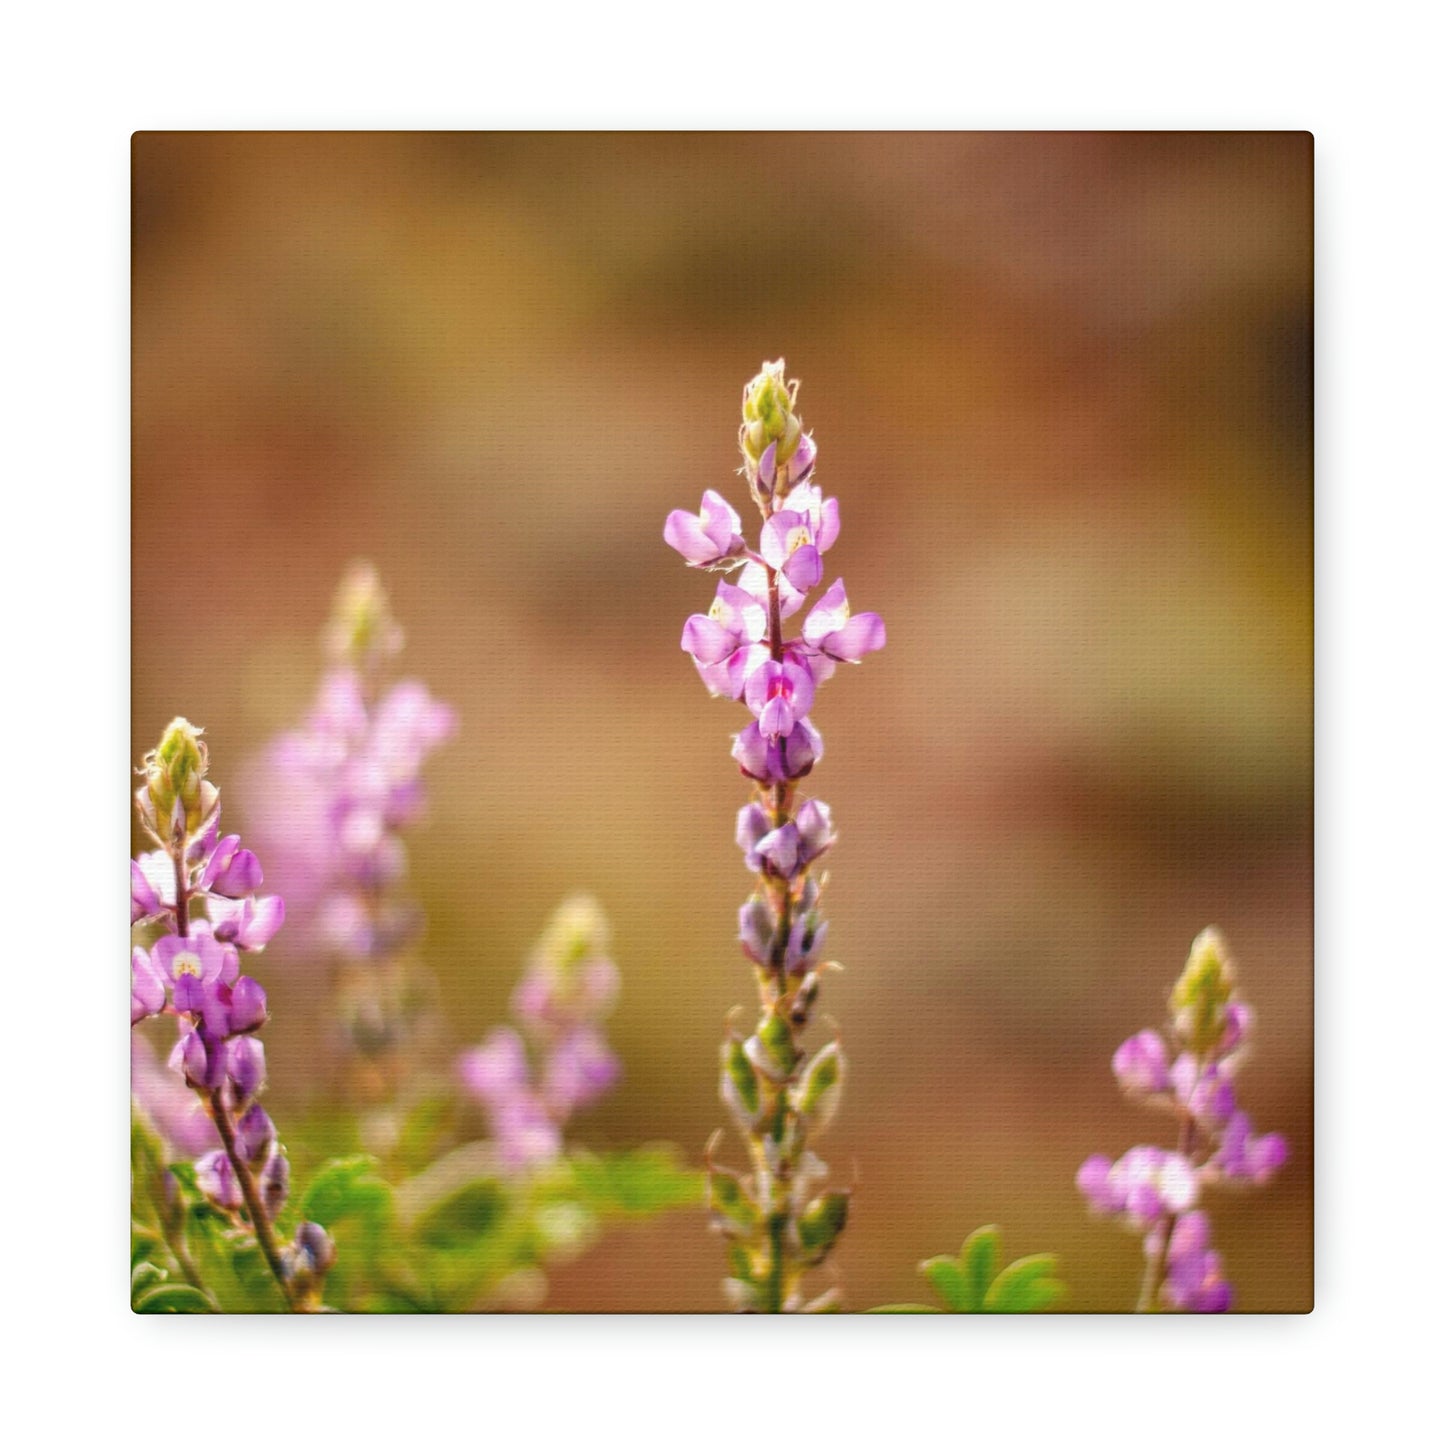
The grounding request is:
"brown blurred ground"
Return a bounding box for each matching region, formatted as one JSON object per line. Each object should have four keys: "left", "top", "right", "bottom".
{"left": 131, "top": 132, "right": 1312, "bottom": 1311}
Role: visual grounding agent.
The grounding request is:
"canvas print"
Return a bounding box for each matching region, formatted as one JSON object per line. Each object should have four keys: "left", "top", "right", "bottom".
{"left": 130, "top": 132, "right": 1312, "bottom": 1313}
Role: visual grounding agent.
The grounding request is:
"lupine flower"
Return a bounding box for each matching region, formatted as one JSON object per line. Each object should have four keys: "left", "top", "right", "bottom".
{"left": 130, "top": 717, "right": 332, "bottom": 1311}
{"left": 1078, "top": 929, "right": 1289, "bottom": 1312}
{"left": 458, "top": 896, "right": 622, "bottom": 1173}
{"left": 669, "top": 361, "right": 884, "bottom": 1312}
{"left": 664, "top": 490, "right": 747, "bottom": 568}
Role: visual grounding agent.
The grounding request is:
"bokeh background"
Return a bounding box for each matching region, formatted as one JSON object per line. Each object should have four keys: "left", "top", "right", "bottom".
{"left": 131, "top": 132, "right": 1312, "bottom": 1311}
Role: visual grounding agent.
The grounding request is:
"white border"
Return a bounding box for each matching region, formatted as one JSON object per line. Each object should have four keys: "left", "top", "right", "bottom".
{"left": 3, "top": 1, "right": 1437, "bottom": 1436}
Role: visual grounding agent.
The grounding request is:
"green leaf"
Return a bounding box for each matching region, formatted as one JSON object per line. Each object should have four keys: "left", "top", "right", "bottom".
{"left": 961, "top": 1225, "right": 999, "bottom": 1311}
{"left": 918, "top": 1255, "right": 971, "bottom": 1311}
{"left": 300, "top": 1156, "right": 393, "bottom": 1230}
{"left": 133, "top": 1282, "right": 215, "bottom": 1314}
{"left": 414, "top": 1176, "right": 508, "bottom": 1250}
{"left": 562, "top": 1147, "right": 703, "bottom": 1218}
{"left": 984, "top": 1254, "right": 1065, "bottom": 1313}
{"left": 867, "top": 1303, "right": 944, "bottom": 1313}
{"left": 131, "top": 1260, "right": 166, "bottom": 1299}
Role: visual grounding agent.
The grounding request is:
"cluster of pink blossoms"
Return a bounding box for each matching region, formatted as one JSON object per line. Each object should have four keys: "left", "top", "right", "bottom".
{"left": 249, "top": 564, "right": 454, "bottom": 966}
{"left": 1077, "top": 928, "right": 1288, "bottom": 1312}
{"left": 130, "top": 719, "right": 332, "bottom": 1305}
{"left": 458, "top": 897, "right": 621, "bottom": 1170}
{"left": 667, "top": 361, "right": 884, "bottom": 1311}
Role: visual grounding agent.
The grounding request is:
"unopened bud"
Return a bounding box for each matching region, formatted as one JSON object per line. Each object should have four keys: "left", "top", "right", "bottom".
{"left": 744, "top": 1010, "right": 798, "bottom": 1083}
{"left": 707, "top": 1168, "right": 760, "bottom": 1239}
{"left": 1169, "top": 928, "right": 1237, "bottom": 1055}
{"left": 796, "top": 1189, "right": 849, "bottom": 1263}
{"left": 323, "top": 559, "right": 404, "bottom": 668}
{"left": 138, "top": 718, "right": 216, "bottom": 846}
{"left": 791, "top": 1040, "right": 845, "bottom": 1135}
{"left": 720, "top": 1033, "right": 762, "bottom": 1124}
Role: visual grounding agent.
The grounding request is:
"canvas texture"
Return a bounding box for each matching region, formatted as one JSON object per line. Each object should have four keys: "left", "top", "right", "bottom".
{"left": 130, "top": 132, "right": 1312, "bottom": 1314}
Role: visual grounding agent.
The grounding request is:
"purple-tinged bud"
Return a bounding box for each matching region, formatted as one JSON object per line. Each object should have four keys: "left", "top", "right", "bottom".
{"left": 234, "top": 1103, "right": 276, "bottom": 1163}
{"left": 793, "top": 799, "right": 836, "bottom": 866}
{"left": 731, "top": 718, "right": 824, "bottom": 784}
{"left": 259, "top": 1144, "right": 290, "bottom": 1220}
{"left": 226, "top": 1036, "right": 267, "bottom": 1109}
{"left": 131, "top": 946, "right": 168, "bottom": 1025}
{"left": 786, "top": 430, "right": 817, "bottom": 488}
{"left": 1218, "top": 1001, "right": 1254, "bottom": 1057}
{"left": 172, "top": 1027, "right": 226, "bottom": 1091}
{"left": 228, "top": 975, "right": 268, "bottom": 1034}
{"left": 735, "top": 803, "right": 771, "bottom": 871}
{"left": 290, "top": 1221, "right": 336, "bottom": 1277}
{"left": 784, "top": 912, "right": 828, "bottom": 977}
{"left": 738, "top": 896, "right": 775, "bottom": 964}
{"left": 755, "top": 823, "right": 801, "bottom": 879}
{"left": 196, "top": 1149, "right": 243, "bottom": 1211}
{"left": 1112, "top": 1029, "right": 1171, "bottom": 1096}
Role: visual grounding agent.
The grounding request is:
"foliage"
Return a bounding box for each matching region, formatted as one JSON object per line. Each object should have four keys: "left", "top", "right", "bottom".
{"left": 869, "top": 1226, "right": 1067, "bottom": 1314}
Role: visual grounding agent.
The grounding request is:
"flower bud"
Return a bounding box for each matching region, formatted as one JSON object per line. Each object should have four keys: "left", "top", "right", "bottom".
{"left": 234, "top": 1103, "right": 276, "bottom": 1163}
{"left": 795, "top": 1189, "right": 849, "bottom": 1263}
{"left": 228, "top": 975, "right": 269, "bottom": 1034}
{"left": 790, "top": 1040, "right": 845, "bottom": 1136}
{"left": 720, "top": 1033, "right": 763, "bottom": 1126}
{"left": 707, "top": 1167, "right": 761, "bottom": 1239}
{"left": 138, "top": 718, "right": 217, "bottom": 845}
{"left": 744, "top": 1011, "right": 798, "bottom": 1083}
{"left": 259, "top": 1144, "right": 290, "bottom": 1220}
{"left": 1169, "top": 928, "right": 1237, "bottom": 1055}
{"left": 196, "top": 1149, "right": 243, "bottom": 1211}
{"left": 323, "top": 559, "right": 404, "bottom": 668}
{"left": 225, "top": 1035, "right": 267, "bottom": 1109}
{"left": 283, "top": 1221, "right": 337, "bottom": 1284}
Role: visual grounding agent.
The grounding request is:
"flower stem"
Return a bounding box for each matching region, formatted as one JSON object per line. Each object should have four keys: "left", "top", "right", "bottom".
{"left": 208, "top": 1089, "right": 305, "bottom": 1312}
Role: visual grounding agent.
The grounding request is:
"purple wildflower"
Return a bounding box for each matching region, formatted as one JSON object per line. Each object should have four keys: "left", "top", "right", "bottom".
{"left": 130, "top": 717, "right": 332, "bottom": 1311}
{"left": 664, "top": 490, "right": 746, "bottom": 568}
{"left": 1077, "top": 928, "right": 1289, "bottom": 1312}
{"left": 457, "top": 897, "right": 622, "bottom": 1173}
{"left": 670, "top": 361, "right": 885, "bottom": 1311}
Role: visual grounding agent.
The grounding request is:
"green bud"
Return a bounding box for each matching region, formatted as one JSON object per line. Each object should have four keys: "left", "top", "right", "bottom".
{"left": 137, "top": 718, "right": 215, "bottom": 845}
{"left": 796, "top": 1190, "right": 850, "bottom": 1263}
{"left": 740, "top": 359, "right": 803, "bottom": 466}
{"left": 720, "top": 1035, "right": 762, "bottom": 1123}
{"left": 790, "top": 1040, "right": 845, "bottom": 1136}
{"left": 323, "top": 559, "right": 403, "bottom": 668}
{"left": 1169, "top": 927, "right": 1237, "bottom": 1054}
{"left": 707, "top": 1169, "right": 760, "bottom": 1239}
{"left": 744, "top": 1010, "right": 798, "bottom": 1083}
{"left": 537, "top": 890, "right": 615, "bottom": 982}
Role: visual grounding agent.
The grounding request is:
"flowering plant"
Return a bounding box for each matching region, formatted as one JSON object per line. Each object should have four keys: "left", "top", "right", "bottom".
{"left": 666, "top": 360, "right": 886, "bottom": 1311}
{"left": 1077, "top": 928, "right": 1289, "bottom": 1311}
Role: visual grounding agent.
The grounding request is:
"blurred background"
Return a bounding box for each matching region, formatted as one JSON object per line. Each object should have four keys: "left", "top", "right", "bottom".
{"left": 131, "top": 132, "right": 1312, "bottom": 1311}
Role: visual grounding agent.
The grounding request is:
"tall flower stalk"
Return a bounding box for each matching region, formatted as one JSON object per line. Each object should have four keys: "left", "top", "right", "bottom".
{"left": 131, "top": 718, "right": 335, "bottom": 1311}
{"left": 1077, "top": 928, "right": 1289, "bottom": 1312}
{"left": 248, "top": 563, "right": 454, "bottom": 1112}
{"left": 666, "top": 360, "right": 885, "bottom": 1312}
